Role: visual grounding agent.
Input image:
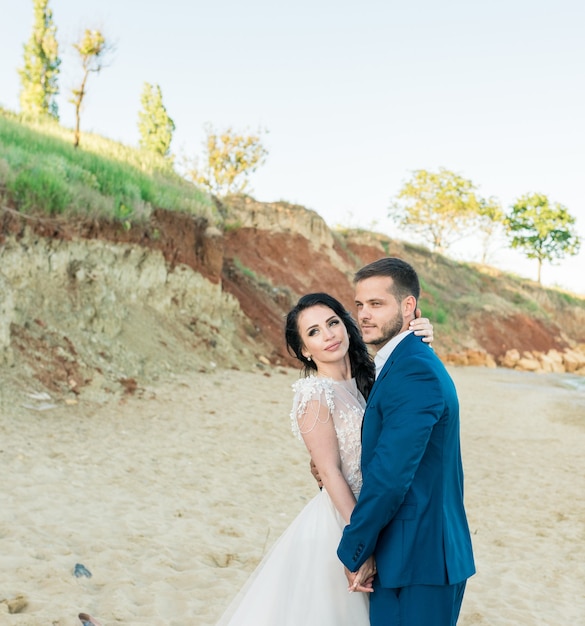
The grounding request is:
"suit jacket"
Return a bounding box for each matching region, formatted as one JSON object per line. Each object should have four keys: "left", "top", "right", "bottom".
{"left": 337, "top": 332, "right": 475, "bottom": 588}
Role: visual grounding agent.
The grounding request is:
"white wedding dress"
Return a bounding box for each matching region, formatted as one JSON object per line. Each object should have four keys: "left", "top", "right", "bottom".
{"left": 215, "top": 376, "right": 369, "bottom": 626}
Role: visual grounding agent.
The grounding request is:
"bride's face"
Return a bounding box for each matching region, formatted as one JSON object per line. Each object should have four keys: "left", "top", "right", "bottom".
{"left": 297, "top": 305, "right": 350, "bottom": 368}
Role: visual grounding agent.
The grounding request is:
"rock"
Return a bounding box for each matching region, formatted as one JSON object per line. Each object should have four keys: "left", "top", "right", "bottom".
{"left": 538, "top": 350, "right": 566, "bottom": 374}
{"left": 1, "top": 593, "right": 28, "bottom": 614}
{"left": 562, "top": 348, "right": 585, "bottom": 373}
{"left": 466, "top": 350, "right": 497, "bottom": 368}
{"left": 442, "top": 350, "right": 497, "bottom": 368}
{"left": 516, "top": 354, "right": 541, "bottom": 372}
{"left": 500, "top": 349, "right": 521, "bottom": 368}
{"left": 442, "top": 352, "right": 469, "bottom": 366}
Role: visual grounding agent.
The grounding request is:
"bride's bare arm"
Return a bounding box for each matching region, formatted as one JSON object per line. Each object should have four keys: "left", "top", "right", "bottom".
{"left": 298, "top": 398, "right": 356, "bottom": 524}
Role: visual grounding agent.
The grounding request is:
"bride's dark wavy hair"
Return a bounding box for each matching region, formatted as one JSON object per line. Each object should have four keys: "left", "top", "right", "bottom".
{"left": 284, "top": 292, "right": 375, "bottom": 399}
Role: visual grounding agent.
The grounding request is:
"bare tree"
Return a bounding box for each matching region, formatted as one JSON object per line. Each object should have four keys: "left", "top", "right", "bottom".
{"left": 70, "top": 28, "right": 113, "bottom": 147}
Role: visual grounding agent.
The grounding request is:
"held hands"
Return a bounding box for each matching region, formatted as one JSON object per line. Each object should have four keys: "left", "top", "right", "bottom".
{"left": 411, "top": 309, "right": 434, "bottom": 344}
{"left": 344, "top": 556, "right": 376, "bottom": 593}
{"left": 311, "top": 460, "right": 376, "bottom": 593}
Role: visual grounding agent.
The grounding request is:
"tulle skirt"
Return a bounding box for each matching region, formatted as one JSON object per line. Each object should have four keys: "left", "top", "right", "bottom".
{"left": 215, "top": 488, "right": 370, "bottom": 625}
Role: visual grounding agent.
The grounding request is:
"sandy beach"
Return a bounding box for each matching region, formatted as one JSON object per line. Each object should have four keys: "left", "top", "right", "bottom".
{"left": 1, "top": 365, "right": 584, "bottom": 625}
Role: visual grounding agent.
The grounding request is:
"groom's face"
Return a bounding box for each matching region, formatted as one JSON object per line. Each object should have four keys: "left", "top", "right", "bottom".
{"left": 354, "top": 276, "right": 408, "bottom": 350}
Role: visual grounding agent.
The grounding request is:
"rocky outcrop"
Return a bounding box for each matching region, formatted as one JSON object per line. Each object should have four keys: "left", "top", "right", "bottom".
{"left": 0, "top": 230, "right": 269, "bottom": 395}
{"left": 221, "top": 195, "right": 335, "bottom": 246}
{"left": 440, "top": 346, "right": 585, "bottom": 375}
{"left": 441, "top": 350, "right": 498, "bottom": 368}
{"left": 499, "top": 347, "right": 585, "bottom": 375}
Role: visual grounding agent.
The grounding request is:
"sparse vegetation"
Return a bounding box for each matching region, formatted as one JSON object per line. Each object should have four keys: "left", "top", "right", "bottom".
{"left": 188, "top": 124, "right": 268, "bottom": 197}
{"left": 233, "top": 257, "right": 273, "bottom": 291}
{"left": 418, "top": 278, "right": 449, "bottom": 325}
{"left": 331, "top": 229, "right": 362, "bottom": 266}
{"left": 233, "top": 257, "right": 258, "bottom": 280}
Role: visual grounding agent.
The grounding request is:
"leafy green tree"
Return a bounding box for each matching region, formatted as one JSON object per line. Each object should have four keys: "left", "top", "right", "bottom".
{"left": 138, "top": 83, "right": 175, "bottom": 159}
{"left": 506, "top": 192, "right": 581, "bottom": 284}
{"left": 18, "top": 0, "right": 61, "bottom": 120}
{"left": 190, "top": 124, "right": 268, "bottom": 196}
{"left": 70, "top": 28, "right": 112, "bottom": 148}
{"left": 389, "top": 168, "right": 483, "bottom": 253}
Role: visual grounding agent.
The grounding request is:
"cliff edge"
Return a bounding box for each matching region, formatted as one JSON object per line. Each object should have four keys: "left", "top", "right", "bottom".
{"left": 1, "top": 196, "right": 584, "bottom": 404}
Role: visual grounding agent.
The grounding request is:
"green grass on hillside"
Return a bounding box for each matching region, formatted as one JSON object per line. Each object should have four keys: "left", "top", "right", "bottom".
{"left": 0, "top": 109, "right": 217, "bottom": 224}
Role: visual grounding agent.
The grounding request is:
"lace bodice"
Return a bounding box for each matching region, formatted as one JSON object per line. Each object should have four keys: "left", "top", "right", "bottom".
{"left": 290, "top": 376, "right": 366, "bottom": 496}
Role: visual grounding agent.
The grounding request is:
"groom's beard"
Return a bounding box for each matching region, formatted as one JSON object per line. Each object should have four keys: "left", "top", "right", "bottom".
{"left": 364, "top": 311, "right": 404, "bottom": 347}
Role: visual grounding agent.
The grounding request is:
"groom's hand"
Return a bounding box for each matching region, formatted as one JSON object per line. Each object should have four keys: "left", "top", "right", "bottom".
{"left": 345, "top": 556, "right": 376, "bottom": 593}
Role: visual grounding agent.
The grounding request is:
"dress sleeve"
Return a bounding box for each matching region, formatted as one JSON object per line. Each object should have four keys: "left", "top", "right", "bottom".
{"left": 289, "top": 377, "right": 335, "bottom": 440}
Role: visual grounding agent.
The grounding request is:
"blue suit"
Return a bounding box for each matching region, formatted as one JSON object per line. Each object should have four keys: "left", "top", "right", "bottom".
{"left": 337, "top": 333, "right": 475, "bottom": 624}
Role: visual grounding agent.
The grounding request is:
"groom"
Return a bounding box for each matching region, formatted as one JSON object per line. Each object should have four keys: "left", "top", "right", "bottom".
{"left": 337, "top": 257, "right": 475, "bottom": 625}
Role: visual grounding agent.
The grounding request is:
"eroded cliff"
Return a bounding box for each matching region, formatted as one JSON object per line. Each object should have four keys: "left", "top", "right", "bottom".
{"left": 1, "top": 196, "right": 584, "bottom": 402}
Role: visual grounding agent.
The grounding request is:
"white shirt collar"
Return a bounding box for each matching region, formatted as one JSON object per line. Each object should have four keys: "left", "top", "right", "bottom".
{"left": 373, "top": 330, "right": 413, "bottom": 378}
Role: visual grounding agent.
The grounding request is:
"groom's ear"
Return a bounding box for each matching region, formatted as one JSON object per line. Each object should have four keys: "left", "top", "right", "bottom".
{"left": 403, "top": 295, "right": 417, "bottom": 317}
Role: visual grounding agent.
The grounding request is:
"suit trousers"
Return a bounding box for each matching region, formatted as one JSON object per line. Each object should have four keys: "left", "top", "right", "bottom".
{"left": 370, "top": 580, "right": 467, "bottom": 626}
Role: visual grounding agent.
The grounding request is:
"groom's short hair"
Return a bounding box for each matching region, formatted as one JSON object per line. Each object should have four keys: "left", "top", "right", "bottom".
{"left": 354, "top": 257, "right": 421, "bottom": 302}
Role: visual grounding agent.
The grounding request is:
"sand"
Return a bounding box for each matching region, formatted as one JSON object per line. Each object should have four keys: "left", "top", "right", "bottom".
{"left": 1, "top": 365, "right": 584, "bottom": 625}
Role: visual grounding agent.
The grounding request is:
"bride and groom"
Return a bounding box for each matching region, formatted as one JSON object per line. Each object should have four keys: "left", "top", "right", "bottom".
{"left": 217, "top": 257, "right": 475, "bottom": 626}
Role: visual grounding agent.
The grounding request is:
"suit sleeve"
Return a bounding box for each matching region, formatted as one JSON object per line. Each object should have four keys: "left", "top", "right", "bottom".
{"left": 337, "top": 353, "right": 444, "bottom": 571}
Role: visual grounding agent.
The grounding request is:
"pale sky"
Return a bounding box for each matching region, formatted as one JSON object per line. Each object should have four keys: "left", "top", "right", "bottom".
{"left": 2, "top": 0, "right": 584, "bottom": 294}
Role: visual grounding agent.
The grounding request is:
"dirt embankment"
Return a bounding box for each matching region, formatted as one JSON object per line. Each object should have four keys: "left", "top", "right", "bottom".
{"left": 1, "top": 196, "right": 584, "bottom": 402}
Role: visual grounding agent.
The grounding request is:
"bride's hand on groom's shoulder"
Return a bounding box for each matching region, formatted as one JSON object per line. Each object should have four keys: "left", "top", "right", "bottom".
{"left": 411, "top": 310, "right": 434, "bottom": 344}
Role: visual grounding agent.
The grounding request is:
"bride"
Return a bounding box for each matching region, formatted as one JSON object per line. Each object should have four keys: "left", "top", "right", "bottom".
{"left": 215, "top": 293, "right": 433, "bottom": 625}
